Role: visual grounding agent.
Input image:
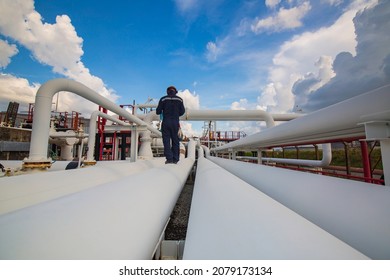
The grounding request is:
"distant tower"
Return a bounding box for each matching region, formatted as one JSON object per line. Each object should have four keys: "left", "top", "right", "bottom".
{"left": 3, "top": 102, "right": 19, "bottom": 127}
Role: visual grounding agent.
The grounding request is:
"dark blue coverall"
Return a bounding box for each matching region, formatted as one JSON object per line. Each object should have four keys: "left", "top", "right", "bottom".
{"left": 156, "top": 90, "right": 185, "bottom": 163}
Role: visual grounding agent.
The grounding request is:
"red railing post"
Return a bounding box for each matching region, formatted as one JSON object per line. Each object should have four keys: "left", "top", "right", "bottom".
{"left": 360, "top": 141, "right": 372, "bottom": 183}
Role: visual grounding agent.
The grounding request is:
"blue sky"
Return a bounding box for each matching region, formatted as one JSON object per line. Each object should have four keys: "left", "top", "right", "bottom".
{"left": 0, "top": 0, "right": 389, "bottom": 136}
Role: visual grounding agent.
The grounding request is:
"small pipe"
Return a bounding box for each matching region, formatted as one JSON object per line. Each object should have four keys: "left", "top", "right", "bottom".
{"left": 261, "top": 143, "right": 332, "bottom": 167}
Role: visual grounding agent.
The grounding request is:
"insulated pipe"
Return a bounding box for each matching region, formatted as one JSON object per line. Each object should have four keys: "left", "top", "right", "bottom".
{"left": 197, "top": 146, "right": 204, "bottom": 158}
{"left": 212, "top": 84, "right": 390, "bottom": 152}
{"left": 201, "top": 145, "right": 210, "bottom": 157}
{"left": 183, "top": 157, "right": 368, "bottom": 259}
{"left": 24, "top": 79, "right": 161, "bottom": 166}
{"left": 136, "top": 110, "right": 301, "bottom": 124}
{"left": 207, "top": 156, "right": 390, "bottom": 259}
{"left": 183, "top": 109, "right": 276, "bottom": 128}
{"left": 261, "top": 143, "right": 332, "bottom": 167}
{"left": 186, "top": 139, "right": 197, "bottom": 160}
{"left": 138, "top": 111, "right": 157, "bottom": 159}
{"left": 85, "top": 111, "right": 130, "bottom": 163}
{"left": 0, "top": 158, "right": 195, "bottom": 259}
{"left": 0, "top": 158, "right": 165, "bottom": 215}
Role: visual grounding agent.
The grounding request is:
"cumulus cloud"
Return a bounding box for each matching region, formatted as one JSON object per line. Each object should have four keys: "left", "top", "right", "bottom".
{"left": 178, "top": 89, "right": 200, "bottom": 110}
{"left": 301, "top": 0, "right": 389, "bottom": 111}
{"left": 257, "top": 1, "right": 362, "bottom": 113}
{"left": 0, "top": 74, "right": 40, "bottom": 112}
{"left": 0, "top": 39, "right": 18, "bottom": 68}
{"left": 251, "top": 1, "right": 311, "bottom": 33}
{"left": 0, "top": 0, "right": 118, "bottom": 115}
{"left": 266, "top": 0, "right": 282, "bottom": 9}
{"left": 176, "top": 88, "right": 201, "bottom": 137}
{"left": 292, "top": 55, "right": 335, "bottom": 109}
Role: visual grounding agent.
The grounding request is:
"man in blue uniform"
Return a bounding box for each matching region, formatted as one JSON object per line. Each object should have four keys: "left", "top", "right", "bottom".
{"left": 156, "top": 86, "right": 185, "bottom": 164}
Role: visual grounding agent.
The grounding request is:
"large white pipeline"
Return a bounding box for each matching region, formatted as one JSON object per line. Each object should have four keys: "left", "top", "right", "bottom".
{"left": 207, "top": 156, "right": 390, "bottom": 259}
{"left": 0, "top": 158, "right": 165, "bottom": 215}
{"left": 24, "top": 79, "right": 161, "bottom": 167}
{"left": 184, "top": 109, "right": 275, "bottom": 128}
{"left": 183, "top": 109, "right": 302, "bottom": 127}
{"left": 212, "top": 84, "right": 390, "bottom": 151}
{"left": 183, "top": 157, "right": 368, "bottom": 259}
{"left": 0, "top": 157, "right": 195, "bottom": 259}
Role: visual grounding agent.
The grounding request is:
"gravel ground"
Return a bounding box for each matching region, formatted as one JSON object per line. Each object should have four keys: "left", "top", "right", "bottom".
{"left": 165, "top": 168, "right": 195, "bottom": 240}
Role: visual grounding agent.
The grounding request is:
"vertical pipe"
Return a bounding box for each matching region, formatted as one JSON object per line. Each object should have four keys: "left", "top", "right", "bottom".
{"left": 257, "top": 148, "right": 262, "bottom": 164}
{"left": 360, "top": 141, "right": 372, "bottom": 183}
{"left": 130, "top": 129, "right": 138, "bottom": 162}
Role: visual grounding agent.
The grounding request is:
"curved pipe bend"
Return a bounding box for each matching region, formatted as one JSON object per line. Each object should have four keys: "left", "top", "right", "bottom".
{"left": 25, "top": 79, "right": 161, "bottom": 164}
{"left": 262, "top": 143, "right": 332, "bottom": 167}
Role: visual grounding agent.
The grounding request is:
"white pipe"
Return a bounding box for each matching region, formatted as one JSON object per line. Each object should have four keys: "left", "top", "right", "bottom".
{"left": 197, "top": 146, "right": 204, "bottom": 158}
{"left": 0, "top": 158, "right": 165, "bottom": 215}
{"left": 183, "top": 157, "right": 368, "bottom": 259}
{"left": 183, "top": 109, "right": 276, "bottom": 128}
{"left": 24, "top": 79, "right": 161, "bottom": 166}
{"left": 186, "top": 139, "right": 197, "bottom": 160}
{"left": 138, "top": 111, "right": 157, "bottom": 159}
{"left": 136, "top": 110, "right": 300, "bottom": 124}
{"left": 212, "top": 84, "right": 390, "bottom": 152}
{"left": 201, "top": 145, "right": 210, "bottom": 157}
{"left": 207, "top": 156, "right": 390, "bottom": 259}
{"left": 261, "top": 143, "right": 332, "bottom": 167}
{"left": 0, "top": 158, "right": 195, "bottom": 259}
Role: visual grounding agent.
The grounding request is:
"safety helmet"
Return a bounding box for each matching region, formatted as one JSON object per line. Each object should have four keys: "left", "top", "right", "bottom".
{"left": 167, "top": 86, "right": 178, "bottom": 95}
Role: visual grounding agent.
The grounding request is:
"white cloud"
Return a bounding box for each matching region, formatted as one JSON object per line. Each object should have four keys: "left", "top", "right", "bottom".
{"left": 0, "top": 40, "right": 18, "bottom": 68}
{"left": 231, "top": 99, "right": 249, "bottom": 110}
{"left": 257, "top": 3, "right": 360, "bottom": 113}
{"left": 0, "top": 0, "right": 118, "bottom": 115}
{"left": 266, "top": 0, "right": 282, "bottom": 9}
{"left": 178, "top": 89, "right": 200, "bottom": 110}
{"left": 251, "top": 1, "right": 311, "bottom": 33}
{"left": 321, "top": 0, "right": 343, "bottom": 6}
{"left": 205, "top": 41, "right": 220, "bottom": 62}
{"left": 174, "top": 0, "right": 198, "bottom": 14}
{"left": 179, "top": 121, "right": 200, "bottom": 138}
{"left": 303, "top": 0, "right": 389, "bottom": 111}
{"left": 0, "top": 74, "right": 39, "bottom": 111}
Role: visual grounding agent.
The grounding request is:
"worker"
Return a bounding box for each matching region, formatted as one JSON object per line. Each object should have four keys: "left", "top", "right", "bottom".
{"left": 156, "top": 86, "right": 185, "bottom": 164}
